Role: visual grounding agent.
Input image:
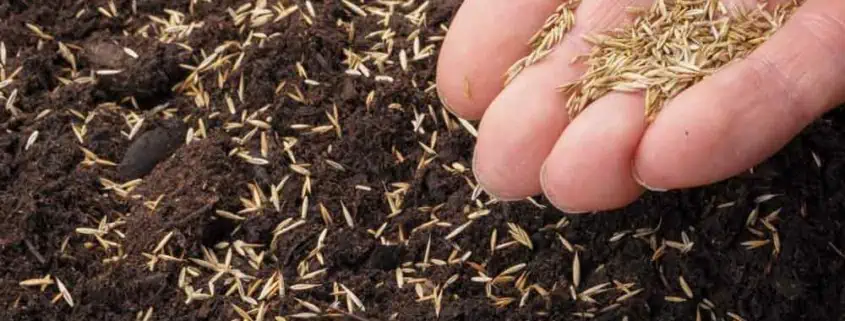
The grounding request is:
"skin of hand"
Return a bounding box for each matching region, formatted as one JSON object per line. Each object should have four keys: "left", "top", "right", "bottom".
{"left": 435, "top": 0, "right": 845, "bottom": 213}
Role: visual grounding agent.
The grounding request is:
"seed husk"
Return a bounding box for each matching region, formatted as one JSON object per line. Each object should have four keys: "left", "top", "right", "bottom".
{"left": 665, "top": 295, "right": 688, "bottom": 303}
{"left": 572, "top": 251, "right": 581, "bottom": 288}
{"left": 616, "top": 288, "right": 644, "bottom": 302}
{"left": 55, "top": 278, "right": 74, "bottom": 307}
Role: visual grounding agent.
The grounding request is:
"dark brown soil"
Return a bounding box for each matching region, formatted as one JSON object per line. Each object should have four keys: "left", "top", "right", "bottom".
{"left": 1, "top": 1, "right": 844, "bottom": 321}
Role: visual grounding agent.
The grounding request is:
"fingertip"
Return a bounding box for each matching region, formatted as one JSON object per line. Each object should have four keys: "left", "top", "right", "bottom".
{"left": 541, "top": 154, "right": 645, "bottom": 213}
{"left": 434, "top": 77, "right": 474, "bottom": 120}
{"left": 540, "top": 163, "right": 591, "bottom": 214}
{"left": 470, "top": 61, "right": 578, "bottom": 202}
{"left": 540, "top": 93, "right": 646, "bottom": 212}
{"left": 631, "top": 108, "right": 699, "bottom": 190}
{"left": 434, "top": 61, "right": 485, "bottom": 120}
{"left": 472, "top": 141, "right": 538, "bottom": 201}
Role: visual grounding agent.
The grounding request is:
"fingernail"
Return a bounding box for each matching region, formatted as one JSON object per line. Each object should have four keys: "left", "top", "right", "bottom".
{"left": 631, "top": 163, "right": 668, "bottom": 192}
{"left": 559, "top": 207, "right": 591, "bottom": 214}
{"left": 436, "top": 83, "right": 458, "bottom": 116}
{"left": 540, "top": 163, "right": 590, "bottom": 214}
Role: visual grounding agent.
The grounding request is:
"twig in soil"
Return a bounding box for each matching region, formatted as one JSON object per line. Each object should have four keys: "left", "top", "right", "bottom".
{"left": 24, "top": 239, "right": 47, "bottom": 264}
{"left": 160, "top": 202, "right": 215, "bottom": 231}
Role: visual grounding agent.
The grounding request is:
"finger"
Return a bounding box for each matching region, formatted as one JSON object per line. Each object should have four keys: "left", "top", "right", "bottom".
{"left": 541, "top": 93, "right": 646, "bottom": 212}
{"left": 635, "top": 0, "right": 845, "bottom": 190}
{"left": 474, "top": 0, "right": 652, "bottom": 200}
{"left": 435, "top": 0, "right": 561, "bottom": 120}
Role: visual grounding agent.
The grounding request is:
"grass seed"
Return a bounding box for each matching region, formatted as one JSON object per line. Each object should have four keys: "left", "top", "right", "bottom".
{"left": 562, "top": 0, "right": 803, "bottom": 120}
{"left": 55, "top": 278, "right": 74, "bottom": 307}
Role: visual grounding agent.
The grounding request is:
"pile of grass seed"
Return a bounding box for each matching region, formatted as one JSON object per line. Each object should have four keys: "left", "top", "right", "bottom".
{"left": 509, "top": 0, "right": 804, "bottom": 121}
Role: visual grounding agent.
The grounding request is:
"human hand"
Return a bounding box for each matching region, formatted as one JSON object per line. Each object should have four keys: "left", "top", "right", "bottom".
{"left": 435, "top": 0, "right": 845, "bottom": 213}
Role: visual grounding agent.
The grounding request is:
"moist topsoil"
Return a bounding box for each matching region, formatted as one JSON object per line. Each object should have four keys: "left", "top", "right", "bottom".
{"left": 1, "top": 1, "right": 844, "bottom": 321}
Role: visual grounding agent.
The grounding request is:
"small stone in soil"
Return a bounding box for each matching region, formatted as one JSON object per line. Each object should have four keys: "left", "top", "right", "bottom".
{"left": 83, "top": 41, "right": 127, "bottom": 69}
{"left": 118, "top": 119, "right": 187, "bottom": 180}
